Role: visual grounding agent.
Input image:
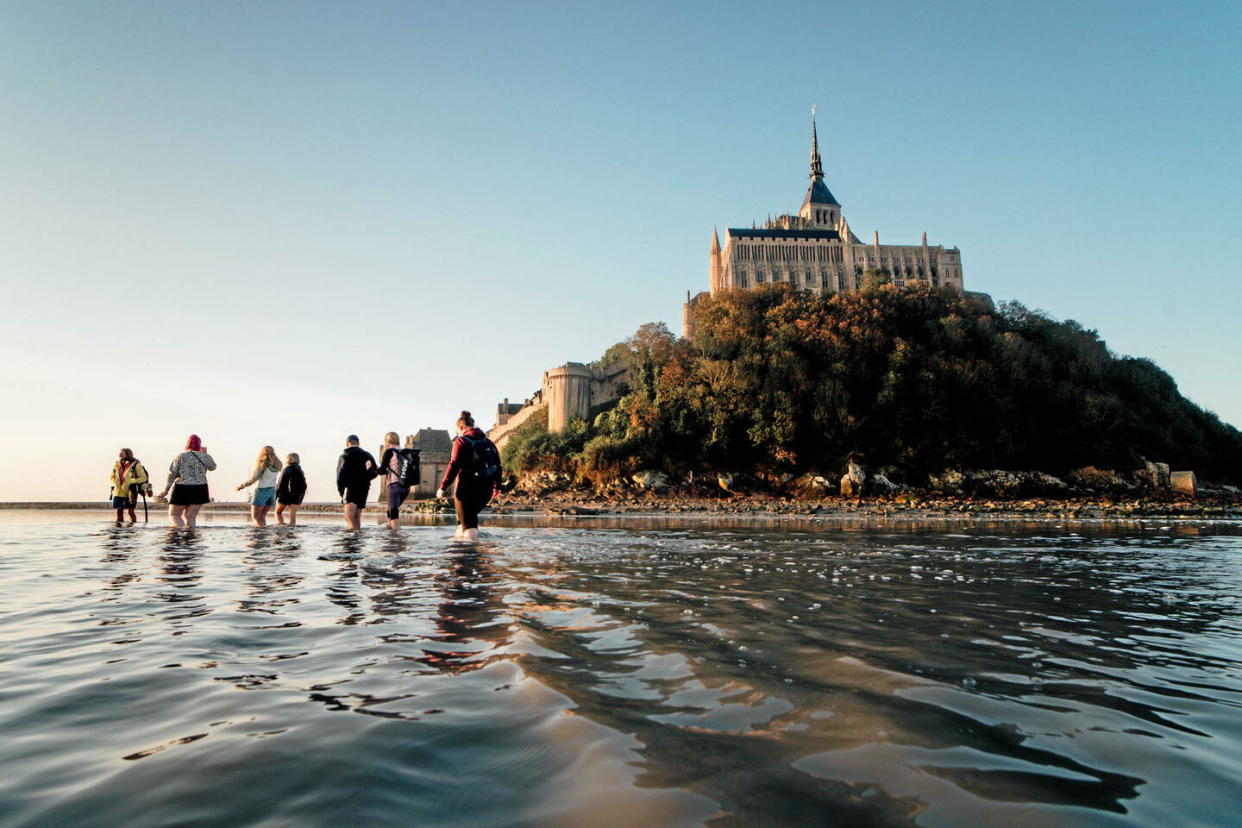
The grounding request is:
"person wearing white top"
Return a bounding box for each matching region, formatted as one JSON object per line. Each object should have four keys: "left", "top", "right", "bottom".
{"left": 237, "top": 445, "right": 282, "bottom": 527}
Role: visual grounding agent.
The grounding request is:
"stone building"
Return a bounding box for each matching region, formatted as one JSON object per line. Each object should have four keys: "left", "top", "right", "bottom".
{"left": 407, "top": 429, "right": 452, "bottom": 498}
{"left": 489, "top": 361, "right": 629, "bottom": 448}
{"left": 683, "top": 117, "right": 964, "bottom": 339}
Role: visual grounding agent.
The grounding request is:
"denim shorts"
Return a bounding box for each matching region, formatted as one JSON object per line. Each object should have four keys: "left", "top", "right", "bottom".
{"left": 252, "top": 487, "right": 276, "bottom": 507}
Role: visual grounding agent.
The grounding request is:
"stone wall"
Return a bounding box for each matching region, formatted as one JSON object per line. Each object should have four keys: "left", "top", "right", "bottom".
{"left": 490, "top": 360, "right": 630, "bottom": 449}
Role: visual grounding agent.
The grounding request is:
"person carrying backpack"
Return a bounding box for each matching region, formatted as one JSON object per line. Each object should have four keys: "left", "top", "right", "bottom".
{"left": 436, "top": 411, "right": 502, "bottom": 541}
{"left": 275, "top": 452, "right": 307, "bottom": 526}
{"left": 336, "top": 434, "right": 377, "bottom": 530}
{"left": 109, "top": 448, "right": 149, "bottom": 524}
{"left": 378, "top": 431, "right": 420, "bottom": 530}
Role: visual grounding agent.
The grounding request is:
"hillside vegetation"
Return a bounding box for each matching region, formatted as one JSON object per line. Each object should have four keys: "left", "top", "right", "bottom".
{"left": 502, "top": 284, "right": 1242, "bottom": 486}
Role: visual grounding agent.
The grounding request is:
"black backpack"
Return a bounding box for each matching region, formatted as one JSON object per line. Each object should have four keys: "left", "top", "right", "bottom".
{"left": 382, "top": 448, "right": 421, "bottom": 487}
{"left": 460, "top": 434, "right": 501, "bottom": 480}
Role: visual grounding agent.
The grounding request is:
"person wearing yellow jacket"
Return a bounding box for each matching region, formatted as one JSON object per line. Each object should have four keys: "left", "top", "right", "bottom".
{"left": 110, "top": 448, "right": 149, "bottom": 523}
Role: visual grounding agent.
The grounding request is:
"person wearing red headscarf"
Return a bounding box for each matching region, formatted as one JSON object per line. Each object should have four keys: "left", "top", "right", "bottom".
{"left": 158, "top": 434, "right": 217, "bottom": 527}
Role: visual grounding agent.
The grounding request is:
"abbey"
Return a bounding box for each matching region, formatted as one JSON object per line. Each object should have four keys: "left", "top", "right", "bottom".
{"left": 682, "top": 119, "right": 964, "bottom": 338}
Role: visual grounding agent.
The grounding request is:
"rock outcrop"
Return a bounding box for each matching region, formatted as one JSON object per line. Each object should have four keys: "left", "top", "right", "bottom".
{"left": 839, "top": 462, "right": 867, "bottom": 497}
{"left": 631, "top": 470, "right": 670, "bottom": 494}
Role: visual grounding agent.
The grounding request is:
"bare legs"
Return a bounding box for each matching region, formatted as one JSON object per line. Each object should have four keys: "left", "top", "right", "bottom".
{"left": 276, "top": 503, "right": 298, "bottom": 525}
{"left": 249, "top": 505, "right": 270, "bottom": 527}
{"left": 343, "top": 503, "right": 362, "bottom": 530}
{"left": 185, "top": 503, "right": 203, "bottom": 528}
{"left": 169, "top": 504, "right": 186, "bottom": 527}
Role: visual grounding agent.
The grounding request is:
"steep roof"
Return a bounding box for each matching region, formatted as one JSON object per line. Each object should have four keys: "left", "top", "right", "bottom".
{"left": 727, "top": 228, "right": 841, "bottom": 241}
{"left": 802, "top": 177, "right": 839, "bottom": 207}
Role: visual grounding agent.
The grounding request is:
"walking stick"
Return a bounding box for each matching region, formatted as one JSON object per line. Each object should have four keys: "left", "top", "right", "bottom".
{"left": 142, "top": 490, "right": 149, "bottom": 523}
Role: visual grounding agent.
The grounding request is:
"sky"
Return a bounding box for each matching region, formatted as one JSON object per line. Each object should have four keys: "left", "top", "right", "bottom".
{"left": 1, "top": 0, "right": 1239, "bottom": 502}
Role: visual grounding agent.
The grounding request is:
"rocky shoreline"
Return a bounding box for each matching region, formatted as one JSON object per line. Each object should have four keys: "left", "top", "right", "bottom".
{"left": 8, "top": 492, "right": 1242, "bottom": 523}
{"left": 482, "top": 492, "right": 1242, "bottom": 521}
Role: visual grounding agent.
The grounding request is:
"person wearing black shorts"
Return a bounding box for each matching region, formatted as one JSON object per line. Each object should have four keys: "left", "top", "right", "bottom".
{"left": 336, "top": 434, "right": 377, "bottom": 530}
{"left": 158, "top": 435, "right": 216, "bottom": 528}
{"left": 275, "top": 452, "right": 307, "bottom": 526}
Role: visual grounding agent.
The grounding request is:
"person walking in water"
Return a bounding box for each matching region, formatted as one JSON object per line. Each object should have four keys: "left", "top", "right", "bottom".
{"left": 437, "top": 411, "right": 503, "bottom": 541}
{"left": 109, "top": 448, "right": 149, "bottom": 524}
{"left": 337, "top": 434, "right": 377, "bottom": 530}
{"left": 276, "top": 452, "right": 307, "bottom": 526}
{"left": 158, "top": 435, "right": 216, "bottom": 528}
{"left": 378, "top": 431, "right": 417, "bottom": 530}
{"left": 236, "top": 445, "right": 281, "bottom": 527}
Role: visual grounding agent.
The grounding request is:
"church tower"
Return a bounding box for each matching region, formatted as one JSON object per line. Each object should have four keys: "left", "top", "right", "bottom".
{"left": 798, "top": 114, "right": 841, "bottom": 229}
{"left": 709, "top": 226, "right": 723, "bottom": 292}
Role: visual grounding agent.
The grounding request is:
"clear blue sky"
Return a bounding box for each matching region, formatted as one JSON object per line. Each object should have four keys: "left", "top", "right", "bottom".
{"left": 2, "top": 0, "right": 1239, "bottom": 501}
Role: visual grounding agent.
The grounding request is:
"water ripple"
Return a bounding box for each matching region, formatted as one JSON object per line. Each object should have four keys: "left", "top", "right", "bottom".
{"left": 1, "top": 515, "right": 1241, "bottom": 826}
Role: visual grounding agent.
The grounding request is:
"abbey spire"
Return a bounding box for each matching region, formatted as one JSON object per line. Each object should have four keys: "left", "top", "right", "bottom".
{"left": 810, "top": 115, "right": 824, "bottom": 179}
{"left": 709, "top": 226, "right": 723, "bottom": 292}
{"left": 800, "top": 108, "right": 840, "bottom": 227}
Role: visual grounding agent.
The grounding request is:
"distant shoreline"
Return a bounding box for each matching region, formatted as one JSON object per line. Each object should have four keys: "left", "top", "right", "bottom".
{"left": 7, "top": 494, "right": 1242, "bottom": 523}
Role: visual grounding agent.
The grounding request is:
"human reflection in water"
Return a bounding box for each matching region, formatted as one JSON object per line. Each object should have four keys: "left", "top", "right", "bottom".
{"left": 154, "top": 527, "right": 209, "bottom": 630}
{"left": 239, "top": 525, "right": 304, "bottom": 617}
{"left": 417, "top": 544, "right": 512, "bottom": 673}
{"left": 358, "top": 531, "right": 422, "bottom": 620}
{"left": 99, "top": 523, "right": 140, "bottom": 564}
{"left": 96, "top": 524, "right": 145, "bottom": 605}
{"left": 325, "top": 532, "right": 366, "bottom": 625}
{"left": 157, "top": 528, "right": 204, "bottom": 585}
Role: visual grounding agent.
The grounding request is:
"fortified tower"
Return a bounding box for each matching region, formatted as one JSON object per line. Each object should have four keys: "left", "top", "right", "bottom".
{"left": 544, "top": 363, "right": 594, "bottom": 433}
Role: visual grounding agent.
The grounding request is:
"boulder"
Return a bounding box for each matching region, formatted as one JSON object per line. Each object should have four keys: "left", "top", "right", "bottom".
{"left": 1133, "top": 460, "right": 1171, "bottom": 490}
{"left": 517, "top": 471, "right": 573, "bottom": 495}
{"left": 967, "top": 470, "right": 1066, "bottom": 497}
{"left": 790, "top": 473, "right": 836, "bottom": 499}
{"left": 927, "top": 469, "right": 965, "bottom": 494}
{"left": 1068, "top": 466, "right": 1132, "bottom": 492}
{"left": 631, "top": 470, "right": 670, "bottom": 494}
{"left": 1170, "top": 471, "right": 1197, "bottom": 497}
{"left": 757, "top": 471, "right": 796, "bottom": 489}
{"left": 840, "top": 462, "right": 866, "bottom": 497}
{"left": 869, "top": 473, "right": 898, "bottom": 494}
{"left": 968, "top": 470, "right": 1022, "bottom": 496}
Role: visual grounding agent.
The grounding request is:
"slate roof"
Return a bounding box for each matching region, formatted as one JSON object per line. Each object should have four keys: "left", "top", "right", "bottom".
{"left": 727, "top": 228, "right": 842, "bottom": 241}
{"left": 801, "top": 177, "right": 840, "bottom": 207}
{"left": 408, "top": 428, "right": 452, "bottom": 463}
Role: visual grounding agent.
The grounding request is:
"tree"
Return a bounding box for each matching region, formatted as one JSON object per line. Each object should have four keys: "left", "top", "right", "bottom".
{"left": 860, "top": 268, "right": 891, "bottom": 291}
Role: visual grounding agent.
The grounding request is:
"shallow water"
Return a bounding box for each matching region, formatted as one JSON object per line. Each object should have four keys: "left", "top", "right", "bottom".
{"left": 1, "top": 512, "right": 1240, "bottom": 827}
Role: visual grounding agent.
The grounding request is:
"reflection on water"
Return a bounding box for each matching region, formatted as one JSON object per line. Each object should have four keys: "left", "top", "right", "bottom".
{"left": 0, "top": 516, "right": 1241, "bottom": 826}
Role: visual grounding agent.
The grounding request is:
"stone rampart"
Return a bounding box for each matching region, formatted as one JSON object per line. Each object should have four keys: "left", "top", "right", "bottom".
{"left": 490, "top": 361, "right": 630, "bottom": 449}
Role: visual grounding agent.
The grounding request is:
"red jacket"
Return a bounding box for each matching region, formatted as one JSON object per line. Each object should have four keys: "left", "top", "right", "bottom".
{"left": 440, "top": 428, "right": 501, "bottom": 494}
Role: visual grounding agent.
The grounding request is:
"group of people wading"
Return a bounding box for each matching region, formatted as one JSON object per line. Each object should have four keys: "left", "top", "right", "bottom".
{"left": 109, "top": 412, "right": 503, "bottom": 539}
